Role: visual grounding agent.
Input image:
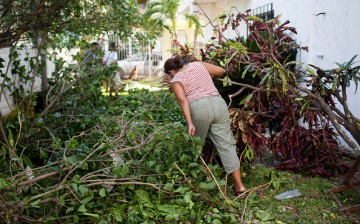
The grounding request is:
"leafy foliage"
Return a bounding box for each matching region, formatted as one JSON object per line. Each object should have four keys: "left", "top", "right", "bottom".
{"left": 0, "top": 82, "right": 357, "bottom": 223}
{"left": 0, "top": 87, "right": 230, "bottom": 223}
{"left": 0, "top": 0, "right": 143, "bottom": 48}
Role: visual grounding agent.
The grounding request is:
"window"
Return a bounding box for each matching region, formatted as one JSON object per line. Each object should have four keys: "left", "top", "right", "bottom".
{"left": 252, "top": 3, "right": 274, "bottom": 22}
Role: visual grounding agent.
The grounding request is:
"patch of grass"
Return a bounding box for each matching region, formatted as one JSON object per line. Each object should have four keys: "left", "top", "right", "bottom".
{"left": 235, "top": 164, "right": 360, "bottom": 223}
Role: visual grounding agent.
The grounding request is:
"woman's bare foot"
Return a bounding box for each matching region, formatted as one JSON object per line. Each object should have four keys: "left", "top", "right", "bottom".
{"left": 231, "top": 168, "right": 246, "bottom": 194}
{"left": 234, "top": 186, "right": 246, "bottom": 193}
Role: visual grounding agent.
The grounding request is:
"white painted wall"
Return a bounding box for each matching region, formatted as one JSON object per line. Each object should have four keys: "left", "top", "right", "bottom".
{"left": 195, "top": 0, "right": 360, "bottom": 148}
{"left": 0, "top": 48, "right": 15, "bottom": 116}
{"left": 0, "top": 47, "right": 56, "bottom": 116}
{"left": 199, "top": 0, "right": 360, "bottom": 69}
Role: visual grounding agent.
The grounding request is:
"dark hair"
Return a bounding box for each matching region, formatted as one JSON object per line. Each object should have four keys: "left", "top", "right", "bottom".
{"left": 91, "top": 42, "right": 99, "bottom": 46}
{"left": 164, "top": 54, "right": 184, "bottom": 74}
{"left": 109, "top": 41, "right": 117, "bottom": 48}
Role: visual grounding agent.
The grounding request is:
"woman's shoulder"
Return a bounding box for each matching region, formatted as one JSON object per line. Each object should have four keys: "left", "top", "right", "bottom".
{"left": 189, "top": 61, "right": 204, "bottom": 69}
{"left": 190, "top": 61, "right": 202, "bottom": 65}
{"left": 190, "top": 61, "right": 208, "bottom": 71}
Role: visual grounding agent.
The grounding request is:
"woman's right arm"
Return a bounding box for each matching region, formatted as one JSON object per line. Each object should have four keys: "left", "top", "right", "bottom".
{"left": 171, "top": 82, "right": 196, "bottom": 137}
{"left": 201, "top": 62, "right": 225, "bottom": 78}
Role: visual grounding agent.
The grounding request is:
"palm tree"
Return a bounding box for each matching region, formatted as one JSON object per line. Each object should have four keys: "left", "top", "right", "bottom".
{"left": 143, "top": 0, "right": 180, "bottom": 39}
{"left": 184, "top": 13, "right": 203, "bottom": 50}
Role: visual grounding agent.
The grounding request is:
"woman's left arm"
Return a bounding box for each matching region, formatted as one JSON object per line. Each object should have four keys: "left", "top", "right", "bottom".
{"left": 171, "top": 82, "right": 195, "bottom": 137}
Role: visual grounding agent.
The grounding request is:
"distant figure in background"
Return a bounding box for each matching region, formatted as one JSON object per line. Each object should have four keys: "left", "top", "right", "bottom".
{"left": 103, "top": 42, "right": 121, "bottom": 97}
{"left": 128, "top": 66, "right": 138, "bottom": 81}
{"left": 84, "top": 42, "right": 101, "bottom": 67}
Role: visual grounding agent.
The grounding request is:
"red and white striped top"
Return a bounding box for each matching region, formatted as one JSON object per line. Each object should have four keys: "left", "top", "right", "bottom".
{"left": 170, "top": 62, "right": 220, "bottom": 103}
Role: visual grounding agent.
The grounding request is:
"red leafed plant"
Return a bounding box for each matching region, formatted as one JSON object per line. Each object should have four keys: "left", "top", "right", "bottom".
{"left": 175, "top": 10, "right": 359, "bottom": 176}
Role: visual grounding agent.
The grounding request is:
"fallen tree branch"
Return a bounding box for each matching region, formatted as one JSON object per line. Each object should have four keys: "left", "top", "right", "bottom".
{"left": 86, "top": 181, "right": 169, "bottom": 193}
{"left": 17, "top": 166, "right": 73, "bottom": 187}
{"left": 199, "top": 156, "right": 233, "bottom": 209}
{"left": 228, "top": 86, "right": 246, "bottom": 109}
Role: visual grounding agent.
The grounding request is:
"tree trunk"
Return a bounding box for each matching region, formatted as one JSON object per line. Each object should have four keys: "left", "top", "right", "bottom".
{"left": 41, "top": 52, "right": 48, "bottom": 92}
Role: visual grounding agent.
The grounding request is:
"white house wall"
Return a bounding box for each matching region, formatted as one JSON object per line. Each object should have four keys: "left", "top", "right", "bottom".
{"left": 0, "top": 48, "right": 15, "bottom": 116}
{"left": 199, "top": 0, "right": 360, "bottom": 69}
{"left": 0, "top": 47, "right": 55, "bottom": 116}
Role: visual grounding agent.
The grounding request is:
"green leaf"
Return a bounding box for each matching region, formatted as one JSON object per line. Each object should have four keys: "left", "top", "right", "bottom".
{"left": 59, "top": 196, "right": 65, "bottom": 206}
{"left": 344, "top": 70, "right": 350, "bottom": 86}
{"left": 135, "top": 190, "right": 153, "bottom": 208}
{"left": 111, "top": 204, "right": 127, "bottom": 222}
{"left": 184, "top": 192, "right": 194, "bottom": 209}
{"left": 120, "top": 164, "right": 129, "bottom": 177}
{"left": 73, "top": 215, "right": 79, "bottom": 223}
{"left": 78, "top": 204, "right": 87, "bottom": 213}
{"left": 248, "top": 192, "right": 258, "bottom": 206}
{"left": 299, "top": 101, "right": 309, "bottom": 116}
{"left": 99, "top": 188, "right": 106, "bottom": 197}
{"left": 0, "top": 178, "right": 12, "bottom": 189}
{"left": 229, "top": 214, "right": 238, "bottom": 223}
{"left": 244, "top": 93, "right": 253, "bottom": 106}
{"left": 199, "top": 181, "right": 216, "bottom": 190}
{"left": 174, "top": 186, "right": 191, "bottom": 194}
{"left": 306, "top": 66, "right": 317, "bottom": 77}
{"left": 255, "top": 210, "right": 275, "bottom": 221}
{"left": 190, "top": 169, "right": 198, "bottom": 178}
{"left": 78, "top": 185, "right": 89, "bottom": 196}
{"left": 242, "top": 65, "right": 251, "bottom": 78}
{"left": 212, "top": 219, "right": 223, "bottom": 224}
{"left": 83, "top": 212, "right": 100, "bottom": 219}
{"left": 30, "top": 199, "right": 41, "bottom": 208}
{"left": 39, "top": 149, "right": 48, "bottom": 159}
{"left": 345, "top": 55, "right": 357, "bottom": 68}
{"left": 165, "top": 214, "right": 175, "bottom": 221}
{"left": 65, "top": 207, "right": 74, "bottom": 214}
{"left": 244, "top": 144, "right": 254, "bottom": 161}
{"left": 226, "top": 41, "right": 248, "bottom": 54}
{"left": 272, "top": 180, "right": 280, "bottom": 189}
{"left": 112, "top": 165, "right": 129, "bottom": 177}
{"left": 212, "top": 13, "right": 227, "bottom": 24}
{"left": 163, "top": 183, "right": 174, "bottom": 191}
{"left": 66, "top": 155, "right": 84, "bottom": 165}
{"left": 71, "top": 183, "right": 78, "bottom": 193}
{"left": 188, "top": 162, "right": 198, "bottom": 169}
{"left": 157, "top": 204, "right": 184, "bottom": 214}
{"left": 212, "top": 208, "right": 220, "bottom": 214}
{"left": 331, "top": 75, "right": 338, "bottom": 91}
{"left": 245, "top": 15, "right": 263, "bottom": 21}
{"left": 180, "top": 154, "right": 189, "bottom": 163}
{"left": 79, "top": 161, "right": 88, "bottom": 170}
{"left": 353, "top": 76, "right": 359, "bottom": 93}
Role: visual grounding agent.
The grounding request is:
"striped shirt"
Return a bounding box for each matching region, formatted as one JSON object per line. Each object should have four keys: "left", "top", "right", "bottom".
{"left": 170, "top": 62, "right": 220, "bottom": 103}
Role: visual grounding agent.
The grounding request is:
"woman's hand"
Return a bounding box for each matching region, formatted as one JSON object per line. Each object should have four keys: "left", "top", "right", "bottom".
{"left": 161, "top": 74, "right": 173, "bottom": 93}
{"left": 160, "top": 74, "right": 171, "bottom": 87}
{"left": 188, "top": 123, "right": 195, "bottom": 137}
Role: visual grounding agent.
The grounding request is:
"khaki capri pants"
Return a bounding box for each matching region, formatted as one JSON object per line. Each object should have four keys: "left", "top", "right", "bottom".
{"left": 189, "top": 95, "right": 240, "bottom": 175}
